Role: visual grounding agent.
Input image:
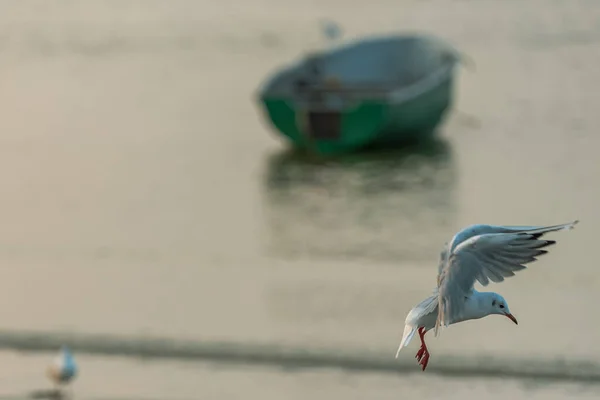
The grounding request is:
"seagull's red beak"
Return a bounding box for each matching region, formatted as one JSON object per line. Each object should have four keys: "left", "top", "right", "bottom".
{"left": 504, "top": 313, "right": 518, "bottom": 325}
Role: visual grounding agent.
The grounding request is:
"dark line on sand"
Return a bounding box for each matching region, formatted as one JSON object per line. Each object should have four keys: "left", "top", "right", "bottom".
{"left": 0, "top": 329, "right": 598, "bottom": 384}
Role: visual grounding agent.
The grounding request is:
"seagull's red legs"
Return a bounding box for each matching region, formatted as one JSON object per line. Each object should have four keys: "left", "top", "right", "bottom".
{"left": 415, "top": 327, "right": 430, "bottom": 371}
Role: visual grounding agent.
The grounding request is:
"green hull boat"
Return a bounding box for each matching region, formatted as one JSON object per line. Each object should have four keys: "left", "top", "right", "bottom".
{"left": 256, "top": 34, "right": 462, "bottom": 156}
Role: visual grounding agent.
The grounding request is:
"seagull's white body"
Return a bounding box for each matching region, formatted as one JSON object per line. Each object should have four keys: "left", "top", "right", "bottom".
{"left": 396, "top": 220, "right": 578, "bottom": 371}
{"left": 47, "top": 346, "right": 77, "bottom": 388}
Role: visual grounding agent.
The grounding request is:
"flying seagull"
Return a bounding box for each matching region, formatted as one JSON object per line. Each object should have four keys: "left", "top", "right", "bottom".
{"left": 395, "top": 220, "right": 578, "bottom": 371}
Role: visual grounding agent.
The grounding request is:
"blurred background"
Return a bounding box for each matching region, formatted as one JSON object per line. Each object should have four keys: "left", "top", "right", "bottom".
{"left": 0, "top": 0, "right": 599, "bottom": 399}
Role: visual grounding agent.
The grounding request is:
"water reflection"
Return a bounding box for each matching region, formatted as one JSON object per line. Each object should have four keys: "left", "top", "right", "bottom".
{"left": 261, "top": 138, "right": 458, "bottom": 265}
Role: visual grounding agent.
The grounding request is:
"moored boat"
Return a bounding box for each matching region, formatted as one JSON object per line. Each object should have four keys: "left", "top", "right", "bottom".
{"left": 256, "top": 33, "right": 463, "bottom": 155}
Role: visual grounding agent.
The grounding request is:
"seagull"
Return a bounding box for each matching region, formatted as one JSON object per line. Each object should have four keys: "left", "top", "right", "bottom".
{"left": 395, "top": 220, "right": 578, "bottom": 371}
{"left": 46, "top": 345, "right": 78, "bottom": 393}
{"left": 319, "top": 19, "right": 342, "bottom": 42}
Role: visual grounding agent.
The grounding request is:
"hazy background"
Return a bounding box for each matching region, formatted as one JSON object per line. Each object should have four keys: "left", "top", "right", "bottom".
{"left": 0, "top": 0, "right": 599, "bottom": 398}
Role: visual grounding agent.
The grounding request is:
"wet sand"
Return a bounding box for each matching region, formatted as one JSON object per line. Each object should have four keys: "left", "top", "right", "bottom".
{"left": 0, "top": 350, "right": 599, "bottom": 400}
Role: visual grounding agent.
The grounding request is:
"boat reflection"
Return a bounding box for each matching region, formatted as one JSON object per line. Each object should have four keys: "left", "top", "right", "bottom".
{"left": 261, "top": 138, "right": 459, "bottom": 265}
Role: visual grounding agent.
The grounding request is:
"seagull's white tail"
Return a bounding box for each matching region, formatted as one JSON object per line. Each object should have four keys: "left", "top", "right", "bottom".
{"left": 395, "top": 325, "right": 417, "bottom": 358}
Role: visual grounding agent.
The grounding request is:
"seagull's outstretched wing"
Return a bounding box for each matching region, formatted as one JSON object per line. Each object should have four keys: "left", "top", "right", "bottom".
{"left": 434, "top": 220, "right": 578, "bottom": 335}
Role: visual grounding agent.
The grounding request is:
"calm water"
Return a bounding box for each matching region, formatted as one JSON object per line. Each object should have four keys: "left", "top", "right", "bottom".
{"left": 0, "top": 0, "right": 599, "bottom": 398}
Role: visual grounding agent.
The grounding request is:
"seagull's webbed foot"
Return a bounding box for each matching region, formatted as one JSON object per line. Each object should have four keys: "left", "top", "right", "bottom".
{"left": 416, "top": 346, "right": 430, "bottom": 371}
{"left": 415, "top": 327, "right": 431, "bottom": 371}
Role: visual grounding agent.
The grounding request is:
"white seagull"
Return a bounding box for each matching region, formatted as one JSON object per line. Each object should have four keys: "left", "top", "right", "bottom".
{"left": 47, "top": 345, "right": 78, "bottom": 392}
{"left": 396, "top": 220, "right": 578, "bottom": 371}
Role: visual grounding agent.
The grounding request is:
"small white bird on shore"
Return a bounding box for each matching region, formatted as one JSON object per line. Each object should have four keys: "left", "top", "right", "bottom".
{"left": 47, "top": 345, "right": 78, "bottom": 392}
{"left": 396, "top": 220, "right": 578, "bottom": 371}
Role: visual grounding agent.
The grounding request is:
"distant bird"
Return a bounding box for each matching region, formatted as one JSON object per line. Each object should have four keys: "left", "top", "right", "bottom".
{"left": 46, "top": 346, "right": 78, "bottom": 392}
{"left": 319, "top": 19, "right": 342, "bottom": 42}
{"left": 396, "top": 220, "right": 578, "bottom": 371}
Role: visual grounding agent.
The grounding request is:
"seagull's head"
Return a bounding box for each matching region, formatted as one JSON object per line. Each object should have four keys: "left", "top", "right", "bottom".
{"left": 489, "top": 293, "right": 518, "bottom": 325}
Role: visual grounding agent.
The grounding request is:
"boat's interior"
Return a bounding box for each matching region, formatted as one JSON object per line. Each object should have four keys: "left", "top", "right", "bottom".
{"left": 260, "top": 35, "right": 458, "bottom": 97}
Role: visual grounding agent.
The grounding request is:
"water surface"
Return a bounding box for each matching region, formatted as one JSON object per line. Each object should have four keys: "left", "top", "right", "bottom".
{"left": 0, "top": 0, "right": 599, "bottom": 398}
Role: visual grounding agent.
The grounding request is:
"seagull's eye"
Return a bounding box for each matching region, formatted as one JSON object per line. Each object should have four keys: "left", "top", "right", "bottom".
{"left": 499, "top": 304, "right": 505, "bottom": 309}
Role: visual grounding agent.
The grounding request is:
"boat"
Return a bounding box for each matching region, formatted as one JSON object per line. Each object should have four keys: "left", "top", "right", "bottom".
{"left": 256, "top": 33, "right": 463, "bottom": 156}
